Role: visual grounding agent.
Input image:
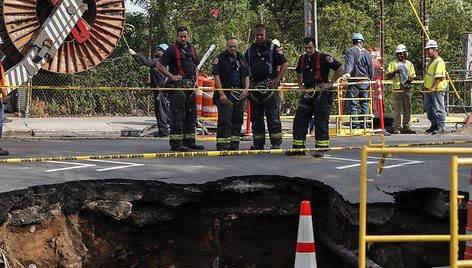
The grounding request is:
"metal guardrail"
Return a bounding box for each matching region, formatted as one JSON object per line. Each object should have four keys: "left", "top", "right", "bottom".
{"left": 358, "top": 135, "right": 472, "bottom": 267}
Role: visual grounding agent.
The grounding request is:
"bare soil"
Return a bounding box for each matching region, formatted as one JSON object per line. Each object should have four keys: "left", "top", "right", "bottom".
{"left": 0, "top": 177, "right": 464, "bottom": 268}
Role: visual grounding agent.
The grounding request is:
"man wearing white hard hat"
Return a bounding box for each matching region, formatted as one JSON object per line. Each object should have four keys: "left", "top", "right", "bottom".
{"left": 423, "top": 39, "right": 447, "bottom": 134}
{"left": 385, "top": 44, "right": 416, "bottom": 134}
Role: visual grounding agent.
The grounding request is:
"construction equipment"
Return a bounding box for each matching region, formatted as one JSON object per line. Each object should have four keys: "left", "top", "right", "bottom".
{"left": 0, "top": 0, "right": 125, "bottom": 84}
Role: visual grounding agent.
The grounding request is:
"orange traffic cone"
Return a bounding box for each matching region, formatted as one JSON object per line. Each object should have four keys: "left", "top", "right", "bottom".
{"left": 294, "top": 200, "right": 317, "bottom": 268}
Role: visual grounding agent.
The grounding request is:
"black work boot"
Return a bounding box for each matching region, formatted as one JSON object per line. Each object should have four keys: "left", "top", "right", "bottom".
{"left": 187, "top": 144, "right": 205, "bottom": 150}
{"left": 426, "top": 124, "right": 438, "bottom": 133}
{"left": 432, "top": 128, "right": 445, "bottom": 135}
{"left": 401, "top": 127, "right": 416, "bottom": 134}
{"left": 0, "top": 148, "right": 9, "bottom": 156}
{"left": 216, "top": 144, "right": 230, "bottom": 151}
{"left": 270, "top": 144, "right": 281, "bottom": 149}
{"left": 250, "top": 145, "right": 264, "bottom": 150}
{"left": 171, "top": 146, "right": 189, "bottom": 152}
{"left": 183, "top": 140, "right": 205, "bottom": 150}
{"left": 229, "top": 141, "right": 240, "bottom": 151}
{"left": 313, "top": 149, "right": 328, "bottom": 158}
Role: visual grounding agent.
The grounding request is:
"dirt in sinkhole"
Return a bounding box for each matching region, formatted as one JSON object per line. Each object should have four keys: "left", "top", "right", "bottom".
{"left": 0, "top": 176, "right": 465, "bottom": 268}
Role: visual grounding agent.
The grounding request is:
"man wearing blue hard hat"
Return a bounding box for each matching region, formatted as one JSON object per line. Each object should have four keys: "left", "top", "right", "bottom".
{"left": 342, "top": 33, "right": 374, "bottom": 129}
{"left": 129, "top": 43, "right": 170, "bottom": 137}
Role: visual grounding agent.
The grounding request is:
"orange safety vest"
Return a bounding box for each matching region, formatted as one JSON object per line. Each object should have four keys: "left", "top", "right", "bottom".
{"left": 0, "top": 64, "right": 7, "bottom": 101}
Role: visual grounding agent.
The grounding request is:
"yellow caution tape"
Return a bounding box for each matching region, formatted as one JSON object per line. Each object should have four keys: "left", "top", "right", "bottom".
{"left": 7, "top": 82, "right": 472, "bottom": 93}
{"left": 0, "top": 146, "right": 361, "bottom": 164}
{"left": 1, "top": 139, "right": 472, "bottom": 164}
{"left": 377, "top": 153, "right": 387, "bottom": 176}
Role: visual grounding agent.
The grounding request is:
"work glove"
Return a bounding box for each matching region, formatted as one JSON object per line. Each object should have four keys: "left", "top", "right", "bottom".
{"left": 341, "top": 73, "right": 351, "bottom": 81}
{"left": 129, "top": 49, "right": 136, "bottom": 56}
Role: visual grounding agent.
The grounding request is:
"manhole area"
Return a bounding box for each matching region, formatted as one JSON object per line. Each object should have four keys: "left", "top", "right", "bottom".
{"left": 0, "top": 177, "right": 464, "bottom": 267}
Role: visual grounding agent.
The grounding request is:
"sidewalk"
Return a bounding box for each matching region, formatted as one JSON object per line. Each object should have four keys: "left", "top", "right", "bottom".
{"left": 2, "top": 113, "right": 467, "bottom": 139}
{"left": 2, "top": 116, "right": 157, "bottom": 138}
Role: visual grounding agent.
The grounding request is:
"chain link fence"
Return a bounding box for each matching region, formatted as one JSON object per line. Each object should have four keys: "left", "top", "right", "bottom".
{"left": 5, "top": 0, "right": 471, "bottom": 119}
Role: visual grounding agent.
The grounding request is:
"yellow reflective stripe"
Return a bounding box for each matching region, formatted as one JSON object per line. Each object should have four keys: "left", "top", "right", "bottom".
{"left": 230, "top": 135, "right": 240, "bottom": 142}
{"left": 270, "top": 133, "right": 282, "bottom": 139}
{"left": 315, "top": 140, "right": 329, "bottom": 147}
{"left": 424, "top": 57, "right": 447, "bottom": 91}
{"left": 387, "top": 60, "right": 416, "bottom": 89}
{"left": 217, "top": 137, "right": 231, "bottom": 143}
{"left": 183, "top": 133, "right": 196, "bottom": 139}
{"left": 407, "top": 61, "right": 416, "bottom": 78}
{"left": 293, "top": 139, "right": 306, "bottom": 146}
{"left": 170, "top": 134, "right": 183, "bottom": 140}
{"left": 253, "top": 134, "right": 265, "bottom": 139}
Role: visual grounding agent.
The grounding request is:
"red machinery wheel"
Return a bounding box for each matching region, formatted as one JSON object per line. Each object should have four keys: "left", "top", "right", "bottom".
{"left": 0, "top": 0, "right": 125, "bottom": 73}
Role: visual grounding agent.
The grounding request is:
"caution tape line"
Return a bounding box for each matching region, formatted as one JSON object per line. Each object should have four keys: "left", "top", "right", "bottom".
{"left": 387, "top": 140, "right": 472, "bottom": 148}
{"left": 5, "top": 85, "right": 472, "bottom": 93}
{"left": 0, "top": 147, "right": 361, "bottom": 163}
{"left": 1, "top": 140, "right": 472, "bottom": 164}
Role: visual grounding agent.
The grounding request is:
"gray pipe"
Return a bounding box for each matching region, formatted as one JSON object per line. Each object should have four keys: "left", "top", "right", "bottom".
{"left": 318, "top": 232, "right": 382, "bottom": 268}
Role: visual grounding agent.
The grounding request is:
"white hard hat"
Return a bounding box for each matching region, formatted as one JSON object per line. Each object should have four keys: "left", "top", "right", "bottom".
{"left": 425, "top": 40, "right": 439, "bottom": 49}
{"left": 272, "top": 39, "right": 281, "bottom": 47}
{"left": 395, "top": 44, "right": 407, "bottom": 53}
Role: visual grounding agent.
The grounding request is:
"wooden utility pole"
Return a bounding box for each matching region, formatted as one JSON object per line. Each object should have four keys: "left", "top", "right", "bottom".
{"left": 421, "top": 0, "right": 429, "bottom": 74}
{"left": 304, "top": 0, "right": 318, "bottom": 47}
{"left": 380, "top": 0, "right": 385, "bottom": 73}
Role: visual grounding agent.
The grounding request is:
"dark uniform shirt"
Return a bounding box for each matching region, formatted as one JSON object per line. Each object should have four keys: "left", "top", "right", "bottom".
{"left": 212, "top": 51, "right": 250, "bottom": 101}
{"left": 212, "top": 51, "right": 250, "bottom": 88}
{"left": 159, "top": 43, "right": 200, "bottom": 81}
{"left": 296, "top": 52, "right": 342, "bottom": 88}
{"left": 245, "top": 40, "right": 287, "bottom": 82}
{"left": 132, "top": 54, "right": 166, "bottom": 87}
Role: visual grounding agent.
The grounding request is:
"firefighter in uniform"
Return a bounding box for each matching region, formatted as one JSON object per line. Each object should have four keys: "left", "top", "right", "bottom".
{"left": 212, "top": 37, "right": 250, "bottom": 151}
{"left": 245, "top": 24, "right": 288, "bottom": 150}
{"left": 157, "top": 26, "right": 204, "bottom": 151}
{"left": 286, "top": 37, "right": 343, "bottom": 158}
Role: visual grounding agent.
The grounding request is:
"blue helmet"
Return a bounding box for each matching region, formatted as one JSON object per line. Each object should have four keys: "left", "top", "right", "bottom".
{"left": 351, "top": 33, "right": 365, "bottom": 42}
{"left": 156, "top": 43, "right": 169, "bottom": 51}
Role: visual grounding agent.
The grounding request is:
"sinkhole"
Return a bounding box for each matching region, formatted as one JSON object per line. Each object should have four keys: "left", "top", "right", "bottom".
{"left": 0, "top": 176, "right": 465, "bottom": 267}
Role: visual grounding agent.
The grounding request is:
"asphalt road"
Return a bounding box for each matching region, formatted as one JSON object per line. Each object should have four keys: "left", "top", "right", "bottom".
{"left": 1, "top": 134, "right": 472, "bottom": 204}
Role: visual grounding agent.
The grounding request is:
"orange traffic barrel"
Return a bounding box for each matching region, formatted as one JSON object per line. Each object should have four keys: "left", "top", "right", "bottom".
{"left": 196, "top": 74, "right": 210, "bottom": 116}
{"left": 196, "top": 90, "right": 203, "bottom": 117}
{"left": 198, "top": 73, "right": 208, "bottom": 87}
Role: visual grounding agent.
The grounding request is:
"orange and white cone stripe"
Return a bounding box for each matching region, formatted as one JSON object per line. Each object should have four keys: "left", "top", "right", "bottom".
{"left": 294, "top": 201, "right": 317, "bottom": 268}
{"left": 465, "top": 173, "right": 472, "bottom": 259}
